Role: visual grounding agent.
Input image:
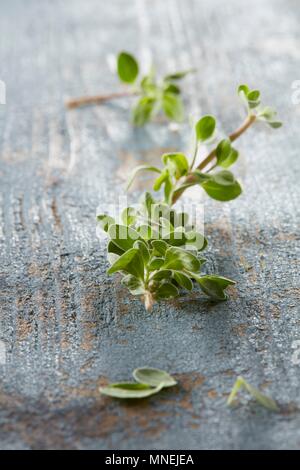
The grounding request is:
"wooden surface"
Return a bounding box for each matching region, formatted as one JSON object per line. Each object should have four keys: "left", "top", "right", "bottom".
{"left": 0, "top": 0, "right": 299, "bottom": 450}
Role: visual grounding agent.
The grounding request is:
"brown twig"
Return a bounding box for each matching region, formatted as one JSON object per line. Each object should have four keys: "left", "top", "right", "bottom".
{"left": 65, "top": 90, "right": 137, "bottom": 109}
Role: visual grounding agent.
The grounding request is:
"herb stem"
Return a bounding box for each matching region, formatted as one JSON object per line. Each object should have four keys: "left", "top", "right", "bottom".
{"left": 144, "top": 291, "right": 154, "bottom": 311}
{"left": 171, "top": 114, "right": 256, "bottom": 204}
{"left": 66, "top": 90, "right": 138, "bottom": 109}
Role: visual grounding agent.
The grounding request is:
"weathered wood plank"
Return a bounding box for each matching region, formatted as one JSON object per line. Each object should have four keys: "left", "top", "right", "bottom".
{"left": 0, "top": 0, "right": 299, "bottom": 449}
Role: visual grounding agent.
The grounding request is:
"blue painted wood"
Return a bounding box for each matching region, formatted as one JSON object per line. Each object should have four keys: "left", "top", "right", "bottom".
{"left": 0, "top": 0, "right": 299, "bottom": 450}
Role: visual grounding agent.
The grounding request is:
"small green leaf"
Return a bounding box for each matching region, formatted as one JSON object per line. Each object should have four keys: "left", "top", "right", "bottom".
{"left": 100, "top": 382, "right": 162, "bottom": 399}
{"left": 133, "top": 240, "right": 150, "bottom": 264}
{"left": 132, "top": 97, "right": 156, "bottom": 126}
{"left": 195, "top": 115, "right": 216, "bottom": 141}
{"left": 173, "top": 271, "right": 193, "bottom": 290}
{"left": 144, "top": 192, "right": 156, "bottom": 216}
{"left": 227, "top": 376, "right": 279, "bottom": 412}
{"left": 163, "top": 83, "right": 181, "bottom": 95}
{"left": 267, "top": 121, "right": 282, "bottom": 129}
{"left": 121, "top": 274, "right": 145, "bottom": 295}
{"left": 164, "top": 69, "right": 196, "bottom": 81}
{"left": 151, "top": 240, "right": 168, "bottom": 256}
{"left": 193, "top": 274, "right": 235, "bottom": 300}
{"left": 126, "top": 165, "right": 161, "bottom": 190}
{"left": 162, "top": 153, "right": 189, "bottom": 179}
{"left": 201, "top": 170, "right": 242, "bottom": 201}
{"left": 216, "top": 139, "right": 239, "bottom": 168}
{"left": 133, "top": 367, "right": 177, "bottom": 388}
{"left": 117, "top": 52, "right": 139, "bottom": 84}
{"left": 163, "top": 246, "right": 201, "bottom": 272}
{"left": 162, "top": 92, "right": 184, "bottom": 122}
{"left": 121, "top": 207, "right": 137, "bottom": 225}
{"left": 155, "top": 282, "right": 179, "bottom": 299}
{"left": 107, "top": 247, "right": 144, "bottom": 279}
{"left": 148, "top": 257, "right": 165, "bottom": 271}
{"left": 107, "top": 240, "right": 124, "bottom": 256}
{"left": 151, "top": 269, "right": 172, "bottom": 281}
{"left": 153, "top": 170, "right": 169, "bottom": 191}
{"left": 108, "top": 224, "right": 140, "bottom": 252}
{"left": 97, "top": 214, "right": 115, "bottom": 232}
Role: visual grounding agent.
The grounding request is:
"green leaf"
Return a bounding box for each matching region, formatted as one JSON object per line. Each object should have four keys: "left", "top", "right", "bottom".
{"left": 121, "top": 207, "right": 137, "bottom": 225}
{"left": 108, "top": 224, "right": 140, "bottom": 252}
{"left": 148, "top": 257, "right": 165, "bottom": 271}
{"left": 201, "top": 170, "right": 242, "bottom": 201}
{"left": 227, "top": 376, "right": 279, "bottom": 412}
{"left": 107, "top": 240, "right": 125, "bottom": 256}
{"left": 267, "top": 121, "right": 282, "bottom": 129}
{"left": 126, "top": 165, "right": 161, "bottom": 190}
{"left": 192, "top": 274, "right": 235, "bottom": 300}
{"left": 132, "top": 97, "right": 156, "bottom": 126}
{"left": 155, "top": 282, "right": 179, "bottom": 299}
{"left": 140, "top": 75, "right": 157, "bottom": 94}
{"left": 163, "top": 83, "right": 181, "bottom": 95}
{"left": 162, "top": 153, "right": 189, "bottom": 179}
{"left": 107, "top": 247, "right": 144, "bottom": 279}
{"left": 173, "top": 271, "right": 193, "bottom": 290}
{"left": 162, "top": 92, "right": 184, "bottom": 122}
{"left": 133, "top": 240, "right": 150, "bottom": 264}
{"left": 133, "top": 367, "right": 177, "bottom": 388}
{"left": 137, "top": 224, "right": 155, "bottom": 240}
{"left": 117, "top": 51, "right": 139, "bottom": 84}
{"left": 164, "top": 69, "right": 196, "bottom": 81}
{"left": 195, "top": 115, "right": 216, "bottom": 141}
{"left": 216, "top": 139, "right": 239, "bottom": 168}
{"left": 100, "top": 382, "right": 162, "bottom": 399}
{"left": 153, "top": 170, "right": 169, "bottom": 191}
{"left": 144, "top": 192, "right": 156, "bottom": 216}
{"left": 151, "top": 240, "right": 168, "bottom": 256}
{"left": 185, "top": 230, "right": 208, "bottom": 251}
{"left": 151, "top": 269, "right": 172, "bottom": 281}
{"left": 163, "top": 246, "right": 201, "bottom": 272}
{"left": 97, "top": 214, "right": 115, "bottom": 232}
{"left": 121, "top": 274, "right": 145, "bottom": 295}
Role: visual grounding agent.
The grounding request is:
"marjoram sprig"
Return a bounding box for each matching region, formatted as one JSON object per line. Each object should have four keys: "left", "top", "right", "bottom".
{"left": 66, "top": 51, "right": 194, "bottom": 126}
{"left": 97, "top": 84, "right": 282, "bottom": 310}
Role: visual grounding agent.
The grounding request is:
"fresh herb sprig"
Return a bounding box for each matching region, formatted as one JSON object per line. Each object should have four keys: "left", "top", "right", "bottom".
{"left": 98, "top": 85, "right": 281, "bottom": 310}
{"left": 66, "top": 51, "right": 194, "bottom": 126}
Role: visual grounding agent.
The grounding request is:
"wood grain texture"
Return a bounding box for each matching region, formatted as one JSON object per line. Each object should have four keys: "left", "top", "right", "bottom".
{"left": 0, "top": 0, "right": 299, "bottom": 449}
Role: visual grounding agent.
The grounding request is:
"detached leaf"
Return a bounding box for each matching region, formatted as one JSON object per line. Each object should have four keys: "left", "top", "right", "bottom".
{"left": 117, "top": 51, "right": 139, "bottom": 84}
{"left": 201, "top": 170, "right": 242, "bottom": 201}
{"left": 107, "top": 247, "right": 144, "bottom": 279}
{"left": 195, "top": 115, "right": 216, "bottom": 141}
{"left": 133, "top": 367, "right": 177, "bottom": 388}
{"left": 162, "top": 92, "right": 184, "bottom": 122}
{"left": 193, "top": 274, "right": 235, "bottom": 300}
{"left": 100, "top": 382, "right": 162, "bottom": 399}
{"left": 227, "top": 376, "right": 279, "bottom": 412}
{"left": 162, "top": 153, "right": 189, "bottom": 179}
{"left": 126, "top": 165, "right": 161, "bottom": 190}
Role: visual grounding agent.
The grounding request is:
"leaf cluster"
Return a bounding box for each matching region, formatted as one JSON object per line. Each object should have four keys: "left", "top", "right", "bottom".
{"left": 117, "top": 51, "right": 194, "bottom": 126}
{"left": 98, "top": 193, "right": 235, "bottom": 309}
